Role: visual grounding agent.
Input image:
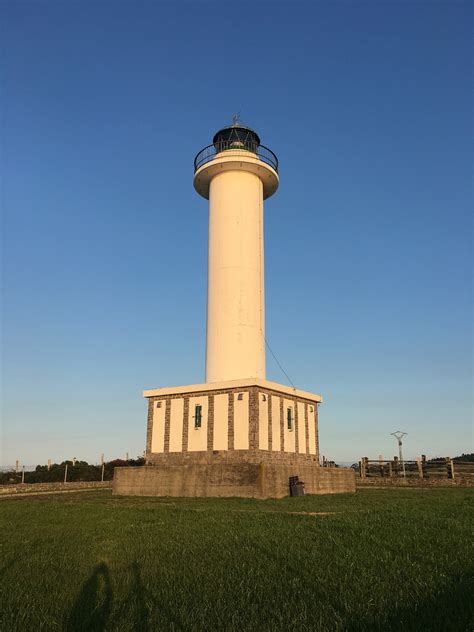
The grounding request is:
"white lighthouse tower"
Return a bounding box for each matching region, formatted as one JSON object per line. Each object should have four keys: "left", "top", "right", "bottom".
{"left": 194, "top": 121, "right": 278, "bottom": 383}
{"left": 113, "top": 120, "right": 355, "bottom": 498}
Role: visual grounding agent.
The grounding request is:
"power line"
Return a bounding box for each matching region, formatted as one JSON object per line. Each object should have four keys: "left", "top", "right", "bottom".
{"left": 263, "top": 334, "right": 296, "bottom": 390}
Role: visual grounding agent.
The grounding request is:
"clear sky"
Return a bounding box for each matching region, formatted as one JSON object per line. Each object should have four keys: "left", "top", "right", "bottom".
{"left": 1, "top": 1, "right": 472, "bottom": 466}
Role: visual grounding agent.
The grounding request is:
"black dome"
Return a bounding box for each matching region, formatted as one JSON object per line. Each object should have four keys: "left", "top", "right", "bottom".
{"left": 212, "top": 124, "right": 260, "bottom": 154}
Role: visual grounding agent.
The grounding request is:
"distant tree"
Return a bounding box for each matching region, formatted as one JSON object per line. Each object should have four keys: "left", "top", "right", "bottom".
{"left": 0, "top": 470, "right": 19, "bottom": 485}
{"left": 454, "top": 453, "right": 474, "bottom": 462}
{"left": 0, "top": 456, "right": 145, "bottom": 485}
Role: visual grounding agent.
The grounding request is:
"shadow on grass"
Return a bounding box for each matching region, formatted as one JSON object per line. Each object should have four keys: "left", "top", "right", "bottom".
{"left": 65, "top": 562, "right": 112, "bottom": 632}
{"left": 129, "top": 561, "right": 185, "bottom": 631}
{"left": 130, "top": 561, "right": 150, "bottom": 631}
{"left": 347, "top": 572, "right": 474, "bottom": 632}
{"left": 65, "top": 561, "right": 184, "bottom": 631}
{"left": 0, "top": 558, "right": 16, "bottom": 580}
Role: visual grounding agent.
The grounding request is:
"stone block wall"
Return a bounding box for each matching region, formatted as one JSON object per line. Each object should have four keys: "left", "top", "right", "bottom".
{"left": 145, "top": 384, "right": 320, "bottom": 465}
{"left": 0, "top": 481, "right": 112, "bottom": 496}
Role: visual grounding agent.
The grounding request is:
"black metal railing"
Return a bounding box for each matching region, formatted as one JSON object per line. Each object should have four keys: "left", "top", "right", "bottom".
{"left": 194, "top": 140, "right": 278, "bottom": 173}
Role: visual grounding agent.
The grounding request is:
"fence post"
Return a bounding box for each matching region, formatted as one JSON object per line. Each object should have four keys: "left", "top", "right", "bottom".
{"left": 417, "top": 457, "right": 423, "bottom": 479}
{"left": 393, "top": 456, "right": 399, "bottom": 476}
{"left": 422, "top": 454, "right": 427, "bottom": 478}
{"left": 361, "top": 457, "right": 369, "bottom": 478}
{"left": 21, "top": 465, "right": 25, "bottom": 484}
{"left": 64, "top": 463, "right": 68, "bottom": 483}
{"left": 379, "top": 454, "right": 384, "bottom": 477}
{"left": 388, "top": 461, "right": 393, "bottom": 478}
{"left": 446, "top": 457, "right": 455, "bottom": 480}
{"left": 101, "top": 463, "right": 105, "bottom": 482}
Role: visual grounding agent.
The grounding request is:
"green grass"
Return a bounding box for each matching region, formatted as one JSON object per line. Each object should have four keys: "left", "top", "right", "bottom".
{"left": 0, "top": 489, "right": 472, "bottom": 631}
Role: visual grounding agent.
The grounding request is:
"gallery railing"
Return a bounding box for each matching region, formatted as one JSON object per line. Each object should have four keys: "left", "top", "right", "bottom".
{"left": 194, "top": 140, "right": 278, "bottom": 173}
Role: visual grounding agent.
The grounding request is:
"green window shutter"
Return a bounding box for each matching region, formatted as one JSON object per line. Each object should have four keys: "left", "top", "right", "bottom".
{"left": 195, "top": 405, "right": 202, "bottom": 428}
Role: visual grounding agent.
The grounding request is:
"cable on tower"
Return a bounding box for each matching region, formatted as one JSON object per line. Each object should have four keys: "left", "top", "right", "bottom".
{"left": 262, "top": 333, "right": 296, "bottom": 390}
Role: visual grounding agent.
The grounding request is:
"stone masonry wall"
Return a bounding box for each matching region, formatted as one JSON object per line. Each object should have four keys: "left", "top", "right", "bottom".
{"left": 357, "top": 477, "right": 474, "bottom": 488}
{"left": 145, "top": 384, "right": 320, "bottom": 462}
{"left": 0, "top": 481, "right": 112, "bottom": 496}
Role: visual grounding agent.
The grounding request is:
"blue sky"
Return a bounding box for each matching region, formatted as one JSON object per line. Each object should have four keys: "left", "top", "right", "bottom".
{"left": 2, "top": 1, "right": 472, "bottom": 465}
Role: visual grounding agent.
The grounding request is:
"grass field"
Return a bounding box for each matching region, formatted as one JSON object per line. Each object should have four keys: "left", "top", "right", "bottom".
{"left": 0, "top": 488, "right": 472, "bottom": 631}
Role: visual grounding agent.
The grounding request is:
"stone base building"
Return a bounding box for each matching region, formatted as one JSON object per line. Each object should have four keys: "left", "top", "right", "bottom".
{"left": 113, "top": 378, "right": 355, "bottom": 498}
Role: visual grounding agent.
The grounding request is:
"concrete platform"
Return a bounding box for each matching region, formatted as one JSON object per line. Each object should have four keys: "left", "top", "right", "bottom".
{"left": 113, "top": 463, "right": 355, "bottom": 499}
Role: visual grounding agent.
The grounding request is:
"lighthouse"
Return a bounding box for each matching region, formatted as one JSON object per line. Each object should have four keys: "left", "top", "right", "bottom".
{"left": 193, "top": 120, "right": 278, "bottom": 383}
{"left": 113, "top": 120, "right": 356, "bottom": 498}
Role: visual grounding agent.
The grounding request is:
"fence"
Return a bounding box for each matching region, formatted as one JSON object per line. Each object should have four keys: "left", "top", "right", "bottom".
{"left": 358, "top": 456, "right": 474, "bottom": 482}
{"left": 0, "top": 457, "right": 145, "bottom": 486}
{"left": 1, "top": 463, "right": 108, "bottom": 485}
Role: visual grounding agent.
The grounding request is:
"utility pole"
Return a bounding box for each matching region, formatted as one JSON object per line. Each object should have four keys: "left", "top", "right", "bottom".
{"left": 391, "top": 431, "right": 407, "bottom": 478}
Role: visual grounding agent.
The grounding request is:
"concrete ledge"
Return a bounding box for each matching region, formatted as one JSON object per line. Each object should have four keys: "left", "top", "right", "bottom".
{"left": 113, "top": 464, "right": 355, "bottom": 499}
{"left": 357, "top": 477, "right": 474, "bottom": 488}
{"left": 0, "top": 481, "right": 112, "bottom": 497}
{"left": 193, "top": 151, "right": 279, "bottom": 200}
{"left": 143, "top": 377, "right": 322, "bottom": 403}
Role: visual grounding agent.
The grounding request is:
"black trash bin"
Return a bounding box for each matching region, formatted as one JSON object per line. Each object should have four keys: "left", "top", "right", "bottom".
{"left": 289, "top": 476, "right": 305, "bottom": 497}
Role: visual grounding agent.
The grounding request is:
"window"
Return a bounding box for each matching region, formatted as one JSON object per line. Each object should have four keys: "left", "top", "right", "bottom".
{"left": 194, "top": 404, "right": 202, "bottom": 429}
{"left": 261, "top": 394, "right": 267, "bottom": 402}
{"left": 237, "top": 393, "right": 244, "bottom": 401}
{"left": 156, "top": 401, "right": 162, "bottom": 409}
{"left": 287, "top": 407, "right": 293, "bottom": 431}
{"left": 309, "top": 405, "right": 314, "bottom": 413}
